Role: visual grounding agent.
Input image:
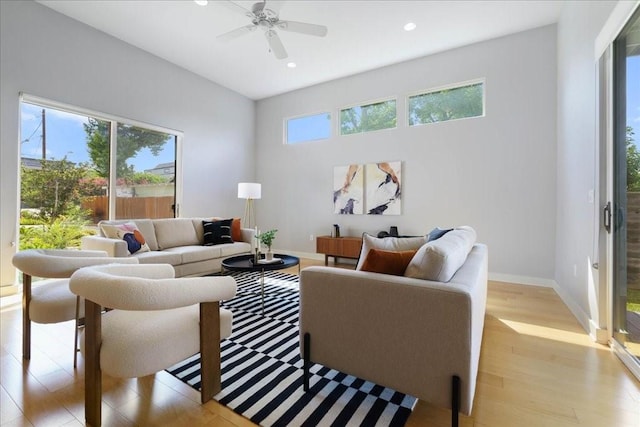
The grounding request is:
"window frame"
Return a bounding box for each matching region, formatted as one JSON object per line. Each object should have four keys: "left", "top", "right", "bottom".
{"left": 284, "top": 111, "right": 332, "bottom": 144}
{"left": 339, "top": 97, "right": 398, "bottom": 136}
{"left": 19, "top": 93, "right": 184, "bottom": 218}
{"left": 406, "top": 78, "right": 486, "bottom": 127}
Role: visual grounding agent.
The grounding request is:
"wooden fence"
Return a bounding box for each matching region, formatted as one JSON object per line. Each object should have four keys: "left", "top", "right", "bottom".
{"left": 627, "top": 192, "right": 640, "bottom": 289}
{"left": 81, "top": 196, "right": 174, "bottom": 223}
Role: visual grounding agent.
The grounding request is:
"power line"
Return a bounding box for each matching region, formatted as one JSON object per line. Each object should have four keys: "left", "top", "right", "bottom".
{"left": 21, "top": 117, "right": 42, "bottom": 144}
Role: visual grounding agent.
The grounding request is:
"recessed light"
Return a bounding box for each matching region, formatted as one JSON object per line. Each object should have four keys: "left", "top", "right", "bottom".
{"left": 194, "top": 0, "right": 208, "bottom": 6}
{"left": 403, "top": 22, "right": 417, "bottom": 32}
{"left": 287, "top": 62, "right": 297, "bottom": 68}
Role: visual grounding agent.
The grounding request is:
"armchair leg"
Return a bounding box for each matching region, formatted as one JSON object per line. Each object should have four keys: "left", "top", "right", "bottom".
{"left": 199, "top": 302, "right": 221, "bottom": 403}
{"left": 85, "top": 300, "right": 102, "bottom": 427}
{"left": 74, "top": 295, "right": 80, "bottom": 368}
{"left": 22, "top": 273, "right": 32, "bottom": 360}
{"left": 303, "top": 333, "right": 310, "bottom": 392}
{"left": 451, "top": 375, "right": 460, "bottom": 427}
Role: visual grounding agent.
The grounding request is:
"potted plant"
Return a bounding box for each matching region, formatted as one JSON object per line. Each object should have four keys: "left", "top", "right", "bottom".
{"left": 257, "top": 229, "right": 278, "bottom": 260}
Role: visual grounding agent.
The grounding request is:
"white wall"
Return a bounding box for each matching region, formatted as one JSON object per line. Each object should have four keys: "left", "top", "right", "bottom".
{"left": 555, "top": 0, "right": 624, "bottom": 339}
{"left": 256, "top": 26, "right": 558, "bottom": 282}
{"left": 0, "top": 0, "right": 255, "bottom": 293}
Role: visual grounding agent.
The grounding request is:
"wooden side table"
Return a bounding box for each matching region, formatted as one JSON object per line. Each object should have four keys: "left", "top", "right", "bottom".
{"left": 316, "top": 236, "right": 362, "bottom": 266}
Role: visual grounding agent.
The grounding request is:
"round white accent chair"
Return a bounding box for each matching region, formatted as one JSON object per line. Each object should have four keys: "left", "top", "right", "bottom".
{"left": 11, "top": 249, "right": 139, "bottom": 367}
{"left": 69, "top": 263, "right": 237, "bottom": 427}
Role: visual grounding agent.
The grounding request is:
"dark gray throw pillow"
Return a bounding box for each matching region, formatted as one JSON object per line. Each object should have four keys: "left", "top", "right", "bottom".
{"left": 203, "top": 219, "right": 234, "bottom": 246}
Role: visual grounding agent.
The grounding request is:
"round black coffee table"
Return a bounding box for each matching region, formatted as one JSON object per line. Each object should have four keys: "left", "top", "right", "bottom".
{"left": 222, "top": 254, "right": 300, "bottom": 313}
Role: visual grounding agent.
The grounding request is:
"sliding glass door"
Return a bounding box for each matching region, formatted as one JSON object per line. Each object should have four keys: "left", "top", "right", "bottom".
{"left": 609, "top": 7, "right": 640, "bottom": 375}
{"left": 19, "top": 96, "right": 179, "bottom": 251}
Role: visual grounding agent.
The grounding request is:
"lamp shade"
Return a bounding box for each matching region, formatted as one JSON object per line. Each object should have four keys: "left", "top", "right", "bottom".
{"left": 238, "top": 182, "right": 261, "bottom": 199}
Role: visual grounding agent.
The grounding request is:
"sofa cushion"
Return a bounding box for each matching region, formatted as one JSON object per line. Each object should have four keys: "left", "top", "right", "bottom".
{"left": 360, "top": 248, "right": 417, "bottom": 276}
{"left": 100, "top": 222, "right": 150, "bottom": 255}
{"left": 203, "top": 219, "right": 233, "bottom": 246}
{"left": 356, "top": 233, "right": 427, "bottom": 270}
{"left": 153, "top": 218, "right": 199, "bottom": 250}
{"left": 404, "top": 226, "right": 477, "bottom": 282}
{"left": 131, "top": 250, "right": 182, "bottom": 266}
{"left": 165, "top": 245, "right": 222, "bottom": 264}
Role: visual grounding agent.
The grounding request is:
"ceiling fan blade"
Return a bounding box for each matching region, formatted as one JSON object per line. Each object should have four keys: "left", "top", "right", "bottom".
{"left": 276, "top": 20, "right": 328, "bottom": 37}
{"left": 217, "top": 25, "right": 256, "bottom": 41}
{"left": 220, "top": 1, "right": 256, "bottom": 19}
{"left": 265, "top": 30, "right": 288, "bottom": 59}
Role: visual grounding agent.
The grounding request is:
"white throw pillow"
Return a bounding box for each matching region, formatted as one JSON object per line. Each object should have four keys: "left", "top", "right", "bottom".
{"left": 404, "top": 226, "right": 477, "bottom": 282}
{"left": 356, "top": 233, "right": 428, "bottom": 270}
{"left": 100, "top": 222, "right": 150, "bottom": 255}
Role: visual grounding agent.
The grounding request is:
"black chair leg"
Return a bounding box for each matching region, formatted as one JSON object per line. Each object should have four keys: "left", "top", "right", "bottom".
{"left": 303, "top": 333, "right": 310, "bottom": 392}
{"left": 452, "top": 375, "right": 460, "bottom": 427}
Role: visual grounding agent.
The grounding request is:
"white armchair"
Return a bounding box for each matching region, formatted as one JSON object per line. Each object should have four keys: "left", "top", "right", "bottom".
{"left": 69, "top": 263, "right": 237, "bottom": 427}
{"left": 11, "top": 248, "right": 138, "bottom": 366}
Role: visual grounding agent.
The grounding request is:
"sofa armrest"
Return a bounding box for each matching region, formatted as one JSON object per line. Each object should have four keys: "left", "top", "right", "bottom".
{"left": 81, "top": 235, "right": 129, "bottom": 258}
{"left": 300, "top": 244, "right": 487, "bottom": 415}
{"left": 240, "top": 227, "right": 256, "bottom": 244}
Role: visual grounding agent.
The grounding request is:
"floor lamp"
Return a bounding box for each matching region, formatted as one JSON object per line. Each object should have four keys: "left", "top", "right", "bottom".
{"left": 238, "top": 182, "right": 261, "bottom": 229}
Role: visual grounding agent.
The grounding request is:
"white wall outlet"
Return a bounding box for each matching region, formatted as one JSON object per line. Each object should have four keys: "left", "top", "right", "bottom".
{"left": 588, "top": 189, "right": 594, "bottom": 204}
{"left": 573, "top": 264, "right": 577, "bottom": 277}
{"left": 309, "top": 234, "right": 314, "bottom": 241}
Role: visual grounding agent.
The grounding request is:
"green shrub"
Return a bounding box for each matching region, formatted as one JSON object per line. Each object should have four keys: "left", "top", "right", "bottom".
{"left": 19, "top": 207, "right": 96, "bottom": 250}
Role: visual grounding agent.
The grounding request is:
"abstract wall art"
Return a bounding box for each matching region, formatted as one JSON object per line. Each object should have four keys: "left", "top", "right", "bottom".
{"left": 333, "top": 161, "right": 402, "bottom": 215}
{"left": 365, "top": 161, "right": 402, "bottom": 215}
{"left": 333, "top": 164, "right": 364, "bottom": 214}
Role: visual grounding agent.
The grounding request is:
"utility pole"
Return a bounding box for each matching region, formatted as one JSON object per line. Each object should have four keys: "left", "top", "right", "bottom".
{"left": 41, "top": 108, "right": 46, "bottom": 160}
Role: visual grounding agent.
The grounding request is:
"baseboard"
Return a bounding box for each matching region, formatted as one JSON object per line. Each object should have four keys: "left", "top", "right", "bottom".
{"left": 488, "top": 273, "right": 555, "bottom": 287}
{"left": 589, "top": 318, "right": 609, "bottom": 344}
{"left": 550, "top": 279, "right": 605, "bottom": 342}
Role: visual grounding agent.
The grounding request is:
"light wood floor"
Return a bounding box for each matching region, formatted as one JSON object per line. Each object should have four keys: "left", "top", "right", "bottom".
{"left": 1, "top": 258, "right": 639, "bottom": 426}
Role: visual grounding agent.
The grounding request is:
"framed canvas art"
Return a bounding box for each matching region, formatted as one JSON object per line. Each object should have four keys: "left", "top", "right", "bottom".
{"left": 365, "top": 161, "right": 402, "bottom": 215}
{"left": 333, "top": 164, "right": 364, "bottom": 214}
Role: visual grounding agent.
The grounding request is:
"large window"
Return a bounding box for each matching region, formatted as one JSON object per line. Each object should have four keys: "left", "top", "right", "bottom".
{"left": 286, "top": 112, "right": 331, "bottom": 144}
{"left": 340, "top": 99, "right": 397, "bottom": 135}
{"left": 19, "top": 96, "right": 179, "bottom": 250}
{"left": 408, "top": 80, "right": 484, "bottom": 126}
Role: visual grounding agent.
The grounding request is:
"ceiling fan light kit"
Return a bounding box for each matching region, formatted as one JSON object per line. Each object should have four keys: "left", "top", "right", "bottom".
{"left": 217, "top": 0, "right": 328, "bottom": 60}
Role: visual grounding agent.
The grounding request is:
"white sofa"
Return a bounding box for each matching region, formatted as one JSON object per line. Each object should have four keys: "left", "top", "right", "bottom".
{"left": 81, "top": 218, "right": 253, "bottom": 277}
{"left": 299, "top": 227, "right": 487, "bottom": 424}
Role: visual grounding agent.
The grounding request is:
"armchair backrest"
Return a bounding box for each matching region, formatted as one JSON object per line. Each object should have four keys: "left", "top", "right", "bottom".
{"left": 12, "top": 249, "right": 139, "bottom": 278}
{"left": 70, "top": 263, "right": 237, "bottom": 311}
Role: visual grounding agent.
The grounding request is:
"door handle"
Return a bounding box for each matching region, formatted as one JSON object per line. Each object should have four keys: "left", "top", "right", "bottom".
{"left": 604, "top": 201, "right": 612, "bottom": 233}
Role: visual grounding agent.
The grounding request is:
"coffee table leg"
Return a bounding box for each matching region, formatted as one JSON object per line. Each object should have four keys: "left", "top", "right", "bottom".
{"left": 261, "top": 269, "right": 265, "bottom": 314}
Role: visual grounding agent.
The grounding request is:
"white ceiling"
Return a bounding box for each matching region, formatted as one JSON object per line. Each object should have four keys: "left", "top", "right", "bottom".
{"left": 37, "top": 0, "right": 565, "bottom": 100}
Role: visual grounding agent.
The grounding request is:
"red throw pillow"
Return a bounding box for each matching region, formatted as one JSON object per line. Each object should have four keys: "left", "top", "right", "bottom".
{"left": 360, "top": 248, "right": 418, "bottom": 276}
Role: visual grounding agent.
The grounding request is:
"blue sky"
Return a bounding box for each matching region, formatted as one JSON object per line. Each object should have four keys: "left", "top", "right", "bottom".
{"left": 20, "top": 103, "right": 174, "bottom": 172}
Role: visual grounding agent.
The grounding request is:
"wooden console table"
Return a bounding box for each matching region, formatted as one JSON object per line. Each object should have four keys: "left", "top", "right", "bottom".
{"left": 316, "top": 236, "right": 362, "bottom": 266}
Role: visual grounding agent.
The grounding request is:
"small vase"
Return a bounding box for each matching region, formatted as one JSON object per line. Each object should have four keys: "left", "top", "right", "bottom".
{"left": 266, "top": 250, "right": 273, "bottom": 261}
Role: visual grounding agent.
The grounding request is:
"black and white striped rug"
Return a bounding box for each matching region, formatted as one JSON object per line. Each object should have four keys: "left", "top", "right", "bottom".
{"left": 167, "top": 271, "right": 417, "bottom": 426}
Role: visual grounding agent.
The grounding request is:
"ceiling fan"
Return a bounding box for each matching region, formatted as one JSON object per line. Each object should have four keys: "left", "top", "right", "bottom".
{"left": 217, "top": 1, "right": 328, "bottom": 60}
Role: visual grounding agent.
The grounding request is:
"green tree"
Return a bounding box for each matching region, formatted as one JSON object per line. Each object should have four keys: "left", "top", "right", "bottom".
{"left": 130, "top": 171, "right": 169, "bottom": 184}
{"left": 84, "top": 118, "right": 168, "bottom": 180}
{"left": 341, "top": 100, "right": 397, "bottom": 135}
{"left": 409, "top": 83, "right": 483, "bottom": 125}
{"left": 21, "top": 158, "right": 93, "bottom": 219}
{"left": 627, "top": 126, "right": 640, "bottom": 191}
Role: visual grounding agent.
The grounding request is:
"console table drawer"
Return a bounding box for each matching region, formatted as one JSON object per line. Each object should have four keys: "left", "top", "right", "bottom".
{"left": 316, "top": 236, "right": 362, "bottom": 265}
